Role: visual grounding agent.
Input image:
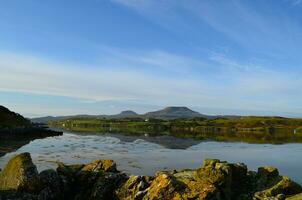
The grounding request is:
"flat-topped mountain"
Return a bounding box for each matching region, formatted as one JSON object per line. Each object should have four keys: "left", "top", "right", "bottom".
{"left": 143, "top": 106, "right": 206, "bottom": 120}
{"left": 0, "top": 106, "right": 31, "bottom": 128}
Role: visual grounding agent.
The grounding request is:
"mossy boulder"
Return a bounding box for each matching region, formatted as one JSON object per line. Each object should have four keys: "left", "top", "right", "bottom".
{"left": 116, "top": 175, "right": 152, "bottom": 200}
{"left": 196, "top": 159, "right": 249, "bottom": 199}
{"left": 142, "top": 172, "right": 184, "bottom": 200}
{"left": 0, "top": 152, "right": 40, "bottom": 192}
{"left": 81, "top": 159, "right": 117, "bottom": 173}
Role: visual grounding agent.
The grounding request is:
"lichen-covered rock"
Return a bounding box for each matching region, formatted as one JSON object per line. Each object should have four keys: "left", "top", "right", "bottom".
{"left": 253, "top": 166, "right": 302, "bottom": 200}
{"left": 116, "top": 175, "right": 152, "bottom": 200}
{"left": 81, "top": 159, "right": 117, "bottom": 173}
{"left": 142, "top": 172, "right": 184, "bottom": 200}
{"left": 254, "top": 176, "right": 302, "bottom": 200}
{"left": 174, "top": 169, "right": 221, "bottom": 200}
{"left": 0, "top": 152, "right": 40, "bottom": 192}
{"left": 1, "top": 154, "right": 302, "bottom": 200}
{"left": 196, "top": 159, "right": 249, "bottom": 199}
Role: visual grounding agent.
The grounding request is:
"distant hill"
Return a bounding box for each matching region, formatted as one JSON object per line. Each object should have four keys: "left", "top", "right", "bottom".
{"left": 107, "top": 110, "right": 139, "bottom": 119}
{"left": 31, "top": 106, "right": 213, "bottom": 123}
{"left": 143, "top": 107, "right": 207, "bottom": 120}
{"left": 0, "top": 106, "right": 31, "bottom": 128}
{"left": 30, "top": 115, "right": 98, "bottom": 124}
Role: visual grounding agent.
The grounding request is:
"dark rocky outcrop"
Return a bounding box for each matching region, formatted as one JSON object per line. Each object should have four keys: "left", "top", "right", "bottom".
{"left": 0, "top": 106, "right": 63, "bottom": 157}
{"left": 0, "top": 153, "right": 301, "bottom": 200}
{"left": 0, "top": 106, "right": 30, "bottom": 129}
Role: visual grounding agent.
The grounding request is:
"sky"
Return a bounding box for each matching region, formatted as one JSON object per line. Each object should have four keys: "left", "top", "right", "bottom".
{"left": 1, "top": 0, "right": 302, "bottom": 117}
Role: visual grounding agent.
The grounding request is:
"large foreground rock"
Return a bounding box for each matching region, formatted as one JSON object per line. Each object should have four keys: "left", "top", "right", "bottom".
{"left": 0, "top": 153, "right": 301, "bottom": 200}
{"left": 0, "top": 152, "right": 40, "bottom": 192}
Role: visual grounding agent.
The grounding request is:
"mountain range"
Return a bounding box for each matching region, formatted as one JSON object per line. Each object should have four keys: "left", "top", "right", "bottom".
{"left": 31, "top": 106, "right": 239, "bottom": 123}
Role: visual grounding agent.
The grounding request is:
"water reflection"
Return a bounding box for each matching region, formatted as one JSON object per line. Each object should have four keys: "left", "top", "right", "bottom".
{"left": 0, "top": 131, "right": 302, "bottom": 185}
{"left": 0, "top": 138, "right": 32, "bottom": 157}
{"left": 86, "top": 133, "right": 203, "bottom": 149}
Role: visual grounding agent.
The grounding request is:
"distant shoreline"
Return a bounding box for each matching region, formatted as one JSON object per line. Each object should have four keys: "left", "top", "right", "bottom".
{"left": 50, "top": 116, "right": 302, "bottom": 144}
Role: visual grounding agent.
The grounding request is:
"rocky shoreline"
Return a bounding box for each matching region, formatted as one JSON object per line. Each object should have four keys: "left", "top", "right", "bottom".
{"left": 0, "top": 153, "right": 302, "bottom": 200}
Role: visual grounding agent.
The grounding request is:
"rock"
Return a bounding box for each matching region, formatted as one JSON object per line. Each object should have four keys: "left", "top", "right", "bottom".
{"left": 256, "top": 166, "right": 280, "bottom": 189}
{"left": 56, "top": 159, "right": 123, "bottom": 200}
{"left": 254, "top": 176, "right": 302, "bottom": 199}
{"left": 286, "top": 193, "right": 302, "bottom": 200}
{"left": 196, "top": 159, "right": 249, "bottom": 199}
{"left": 142, "top": 172, "right": 184, "bottom": 200}
{"left": 258, "top": 166, "right": 279, "bottom": 178}
{"left": 253, "top": 166, "right": 302, "bottom": 200}
{"left": 37, "top": 169, "right": 64, "bottom": 200}
{"left": 1, "top": 154, "right": 302, "bottom": 200}
{"left": 0, "top": 152, "right": 40, "bottom": 192}
{"left": 57, "top": 163, "right": 84, "bottom": 176}
{"left": 116, "top": 175, "right": 152, "bottom": 200}
{"left": 87, "top": 172, "right": 127, "bottom": 200}
{"left": 81, "top": 159, "right": 117, "bottom": 173}
{"left": 253, "top": 166, "right": 302, "bottom": 199}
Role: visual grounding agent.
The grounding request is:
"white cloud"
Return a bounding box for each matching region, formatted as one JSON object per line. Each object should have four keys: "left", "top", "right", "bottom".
{"left": 112, "top": 0, "right": 302, "bottom": 60}
{"left": 0, "top": 49, "right": 301, "bottom": 116}
{"left": 0, "top": 51, "right": 211, "bottom": 104}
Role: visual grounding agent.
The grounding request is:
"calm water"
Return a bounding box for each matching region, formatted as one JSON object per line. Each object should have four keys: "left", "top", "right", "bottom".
{"left": 0, "top": 131, "right": 302, "bottom": 184}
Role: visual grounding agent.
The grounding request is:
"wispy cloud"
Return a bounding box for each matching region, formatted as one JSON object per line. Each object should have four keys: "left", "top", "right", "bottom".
{"left": 2, "top": 0, "right": 302, "bottom": 117}
{"left": 112, "top": 0, "right": 302, "bottom": 61}
{"left": 1, "top": 49, "right": 301, "bottom": 116}
{"left": 0, "top": 51, "right": 211, "bottom": 105}
{"left": 95, "top": 46, "right": 208, "bottom": 74}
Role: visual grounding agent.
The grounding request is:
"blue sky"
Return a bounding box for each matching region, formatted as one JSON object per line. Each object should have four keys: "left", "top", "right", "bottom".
{"left": 1, "top": 0, "right": 302, "bottom": 117}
